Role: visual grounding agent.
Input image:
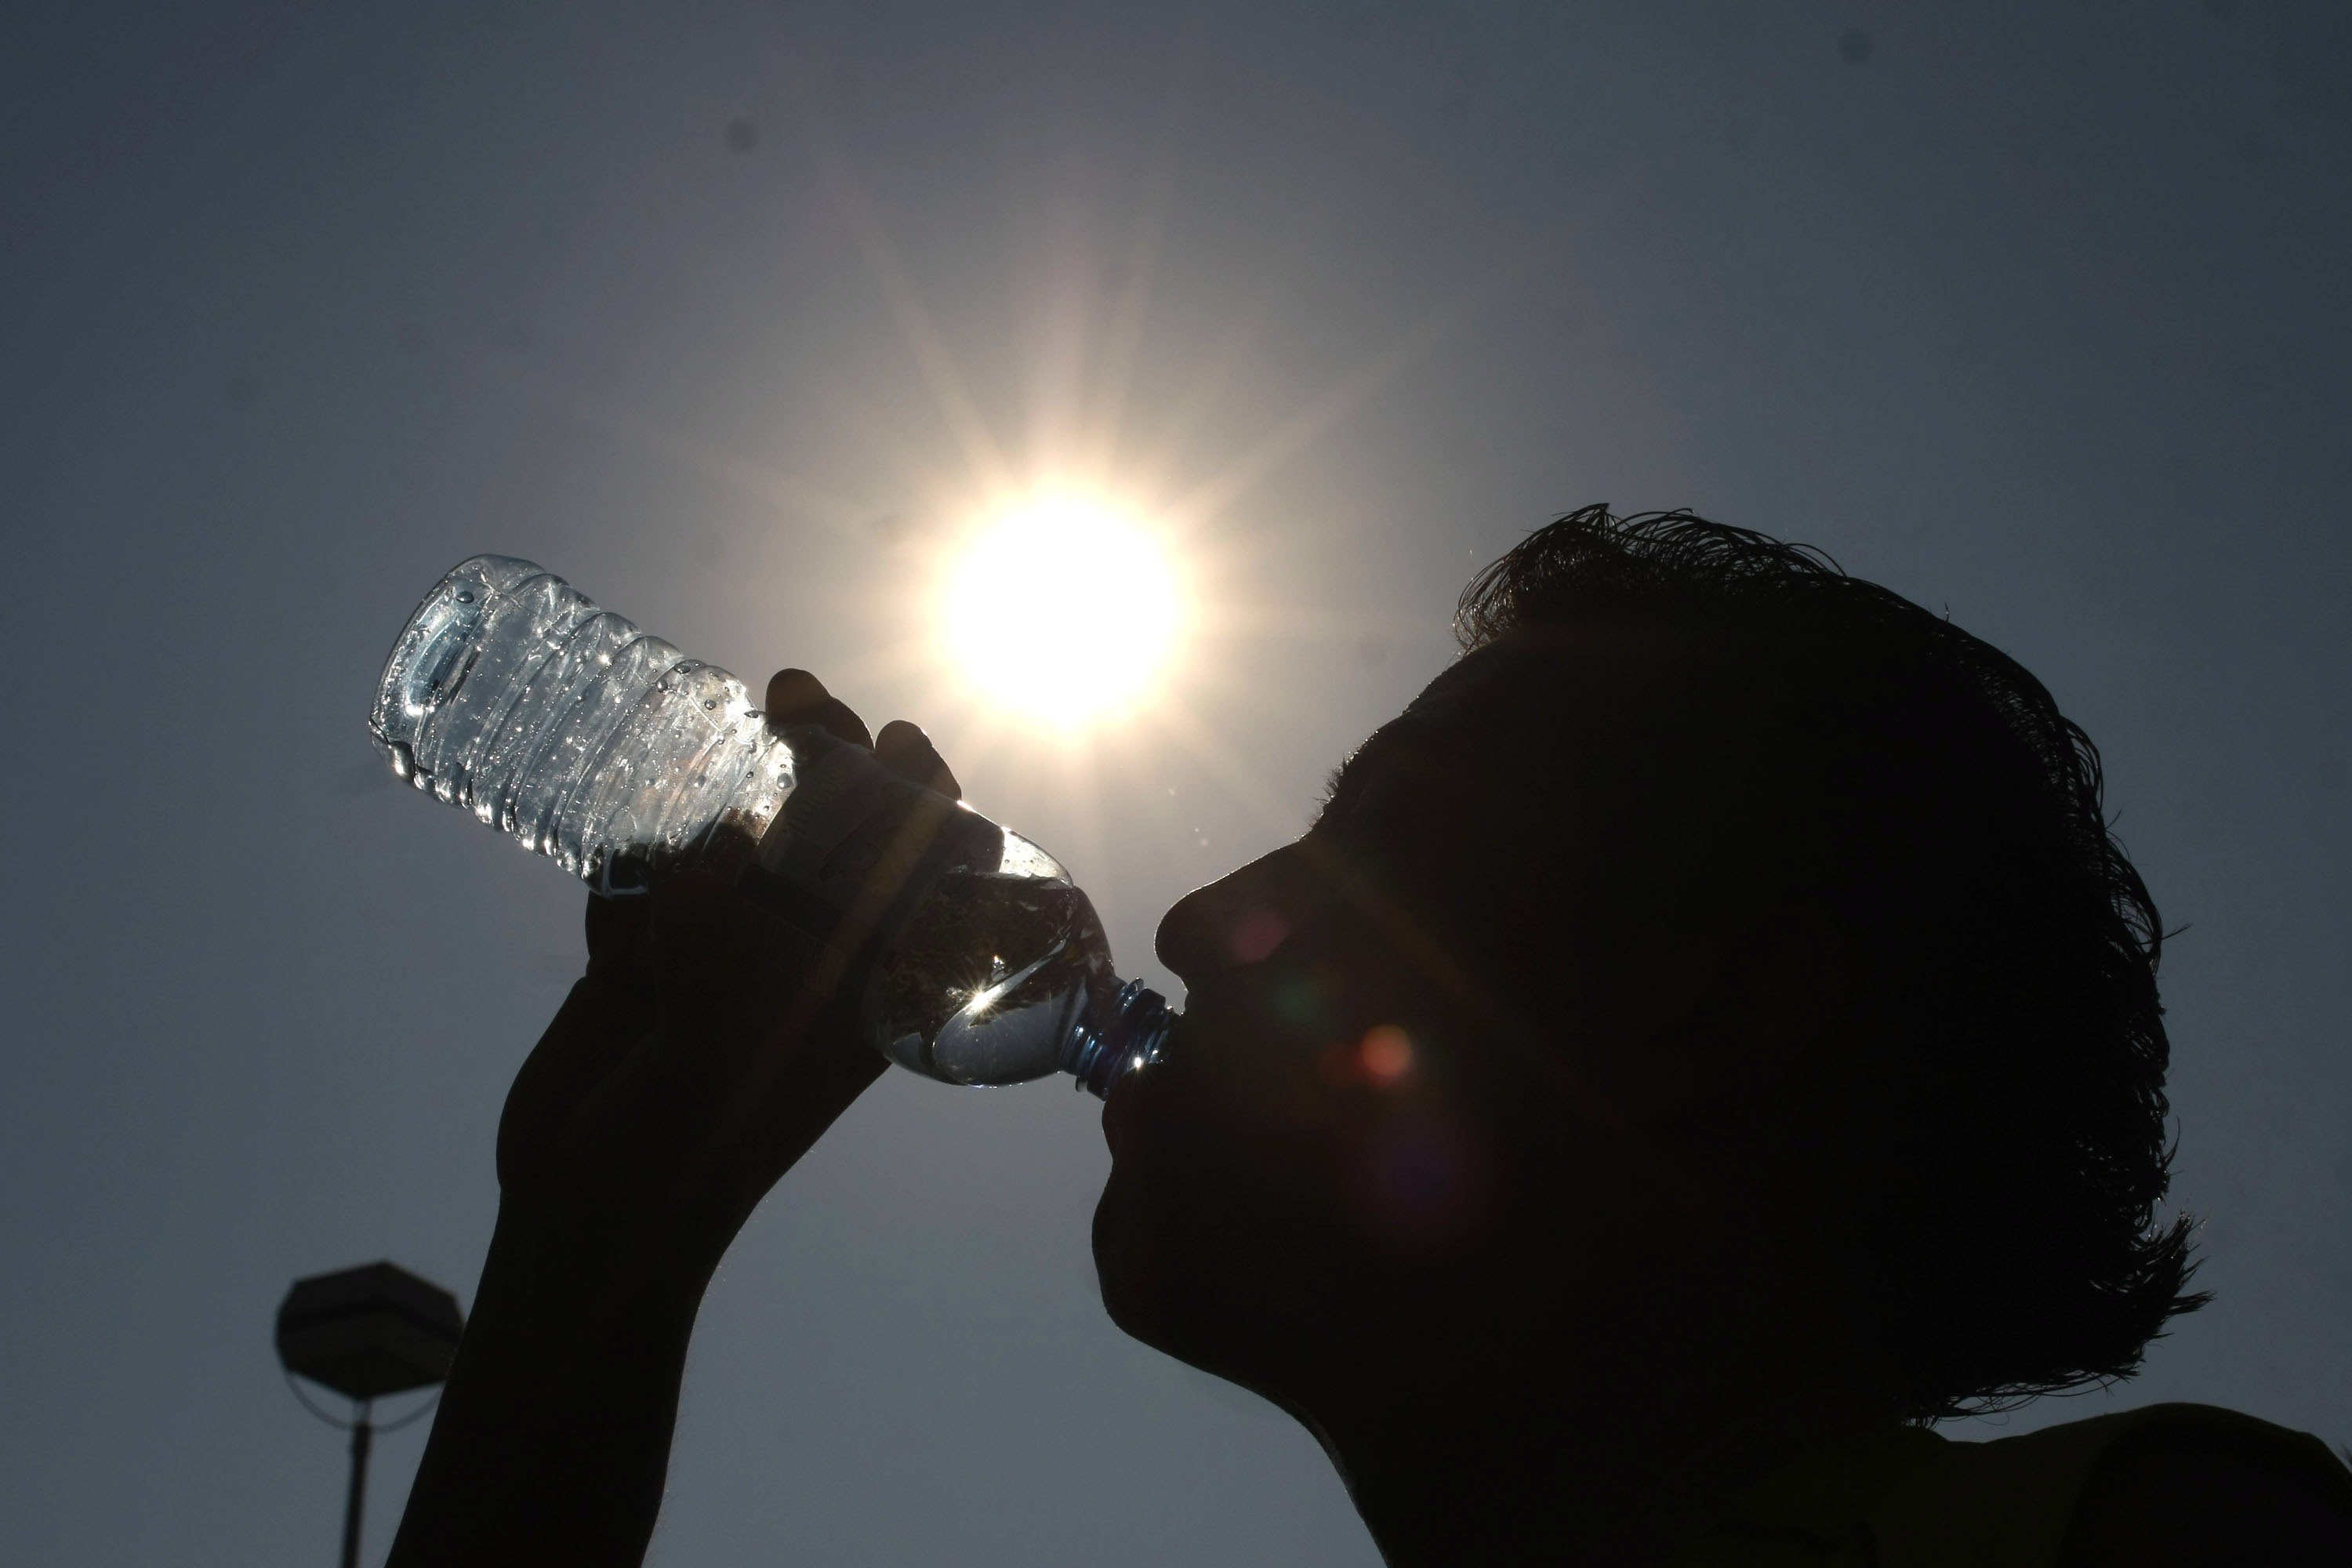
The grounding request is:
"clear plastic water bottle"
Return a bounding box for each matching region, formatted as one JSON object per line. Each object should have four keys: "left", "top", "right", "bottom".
{"left": 368, "top": 554, "right": 1173, "bottom": 1096}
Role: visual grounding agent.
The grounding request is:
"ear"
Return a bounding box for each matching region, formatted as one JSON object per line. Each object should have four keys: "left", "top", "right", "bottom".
{"left": 1628, "top": 898, "right": 1861, "bottom": 1110}
{"left": 1740, "top": 898, "right": 1862, "bottom": 1066}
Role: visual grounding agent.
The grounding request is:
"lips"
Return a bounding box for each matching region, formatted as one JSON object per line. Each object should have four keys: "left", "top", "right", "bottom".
{"left": 1101, "top": 1074, "right": 1133, "bottom": 1160}
{"left": 1099, "top": 1025, "right": 1153, "bottom": 1163}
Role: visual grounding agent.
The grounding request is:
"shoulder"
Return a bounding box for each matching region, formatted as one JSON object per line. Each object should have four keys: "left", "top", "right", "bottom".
{"left": 2055, "top": 1404, "right": 2352, "bottom": 1566}
{"left": 1677, "top": 1406, "right": 2352, "bottom": 1568}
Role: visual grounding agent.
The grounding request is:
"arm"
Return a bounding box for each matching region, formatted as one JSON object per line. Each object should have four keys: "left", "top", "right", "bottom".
{"left": 387, "top": 676, "right": 953, "bottom": 1567}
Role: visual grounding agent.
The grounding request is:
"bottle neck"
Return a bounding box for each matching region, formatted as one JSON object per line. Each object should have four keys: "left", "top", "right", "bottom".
{"left": 1060, "top": 979, "right": 1175, "bottom": 1099}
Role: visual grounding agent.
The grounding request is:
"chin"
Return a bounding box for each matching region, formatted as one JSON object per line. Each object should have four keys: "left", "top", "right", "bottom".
{"left": 1090, "top": 1169, "right": 1171, "bottom": 1351}
{"left": 1092, "top": 1173, "right": 1293, "bottom": 1407}
{"left": 1093, "top": 1170, "right": 1241, "bottom": 1377}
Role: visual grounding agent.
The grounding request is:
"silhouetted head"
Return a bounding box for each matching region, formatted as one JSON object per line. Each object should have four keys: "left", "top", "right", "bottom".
{"left": 1095, "top": 506, "right": 2201, "bottom": 1432}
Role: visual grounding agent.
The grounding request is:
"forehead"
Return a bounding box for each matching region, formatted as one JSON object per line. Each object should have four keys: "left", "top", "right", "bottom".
{"left": 1332, "top": 622, "right": 1704, "bottom": 793}
{"left": 1399, "top": 637, "right": 1566, "bottom": 726}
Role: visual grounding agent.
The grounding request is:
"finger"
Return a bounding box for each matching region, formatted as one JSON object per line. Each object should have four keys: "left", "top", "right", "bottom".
{"left": 764, "top": 668, "right": 872, "bottom": 750}
{"left": 764, "top": 667, "right": 829, "bottom": 717}
{"left": 873, "top": 719, "right": 961, "bottom": 799}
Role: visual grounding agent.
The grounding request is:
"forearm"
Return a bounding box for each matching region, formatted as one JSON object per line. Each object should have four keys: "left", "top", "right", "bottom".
{"left": 384, "top": 851, "right": 888, "bottom": 1563}
{"left": 386, "top": 1210, "right": 717, "bottom": 1568}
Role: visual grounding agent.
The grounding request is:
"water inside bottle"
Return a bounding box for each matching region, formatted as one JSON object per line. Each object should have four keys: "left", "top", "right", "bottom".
{"left": 874, "top": 870, "right": 1115, "bottom": 1085}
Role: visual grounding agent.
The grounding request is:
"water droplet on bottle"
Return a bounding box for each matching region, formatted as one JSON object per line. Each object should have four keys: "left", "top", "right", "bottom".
{"left": 374, "top": 559, "right": 1162, "bottom": 1091}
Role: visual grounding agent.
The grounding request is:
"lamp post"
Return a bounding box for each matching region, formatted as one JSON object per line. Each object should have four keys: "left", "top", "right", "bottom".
{"left": 277, "top": 1261, "right": 464, "bottom": 1568}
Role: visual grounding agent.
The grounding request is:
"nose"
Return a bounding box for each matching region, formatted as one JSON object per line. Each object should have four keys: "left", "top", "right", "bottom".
{"left": 1155, "top": 844, "right": 1319, "bottom": 987}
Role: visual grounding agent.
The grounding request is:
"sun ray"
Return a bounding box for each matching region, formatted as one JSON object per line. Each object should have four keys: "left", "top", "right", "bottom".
{"left": 467, "top": 19, "right": 1618, "bottom": 911}
{"left": 457, "top": 354, "right": 878, "bottom": 543}
{"left": 1151, "top": 691, "right": 1325, "bottom": 843}
{"left": 1055, "top": 734, "right": 1116, "bottom": 927}
{"left": 822, "top": 164, "right": 1015, "bottom": 502}
{"left": 1080, "top": 15, "right": 1206, "bottom": 474}
{"left": 1165, "top": 241, "right": 1561, "bottom": 535}
{"left": 789, "top": 633, "right": 942, "bottom": 702}
{"left": 758, "top": 32, "right": 1015, "bottom": 503}
{"left": 1126, "top": 197, "right": 1340, "bottom": 507}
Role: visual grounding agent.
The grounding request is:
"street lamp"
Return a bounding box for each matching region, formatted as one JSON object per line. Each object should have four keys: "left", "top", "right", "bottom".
{"left": 277, "top": 1261, "right": 464, "bottom": 1568}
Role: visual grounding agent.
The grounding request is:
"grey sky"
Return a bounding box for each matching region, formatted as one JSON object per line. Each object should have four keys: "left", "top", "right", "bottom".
{"left": 3, "top": 2, "right": 2347, "bottom": 1563}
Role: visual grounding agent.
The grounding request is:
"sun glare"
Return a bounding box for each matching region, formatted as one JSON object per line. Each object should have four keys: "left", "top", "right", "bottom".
{"left": 943, "top": 495, "right": 1181, "bottom": 724}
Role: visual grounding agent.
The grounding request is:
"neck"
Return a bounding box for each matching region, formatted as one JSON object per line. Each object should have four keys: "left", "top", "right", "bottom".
{"left": 1299, "top": 1348, "right": 1894, "bottom": 1568}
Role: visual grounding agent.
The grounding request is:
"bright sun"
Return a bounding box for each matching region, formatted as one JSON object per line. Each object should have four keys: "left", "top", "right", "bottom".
{"left": 943, "top": 495, "right": 1181, "bottom": 724}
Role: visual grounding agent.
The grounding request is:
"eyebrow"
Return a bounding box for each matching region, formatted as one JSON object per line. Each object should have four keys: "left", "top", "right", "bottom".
{"left": 1308, "top": 718, "right": 1446, "bottom": 830}
{"left": 1310, "top": 749, "right": 1374, "bottom": 830}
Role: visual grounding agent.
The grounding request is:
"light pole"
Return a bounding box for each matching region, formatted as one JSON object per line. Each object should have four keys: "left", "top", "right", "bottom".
{"left": 277, "top": 1261, "right": 464, "bottom": 1568}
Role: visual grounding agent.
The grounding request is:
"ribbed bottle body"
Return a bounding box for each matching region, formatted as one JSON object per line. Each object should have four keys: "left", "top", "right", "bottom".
{"left": 368, "top": 555, "right": 793, "bottom": 893}
{"left": 368, "top": 555, "right": 1174, "bottom": 1095}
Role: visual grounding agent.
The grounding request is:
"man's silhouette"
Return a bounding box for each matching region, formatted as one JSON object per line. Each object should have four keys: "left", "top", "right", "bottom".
{"left": 386, "top": 508, "right": 2352, "bottom": 1565}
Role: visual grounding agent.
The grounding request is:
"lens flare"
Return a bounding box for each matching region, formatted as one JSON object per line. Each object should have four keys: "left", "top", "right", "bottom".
{"left": 1359, "top": 1025, "right": 1414, "bottom": 1085}
{"left": 944, "top": 495, "right": 1180, "bottom": 724}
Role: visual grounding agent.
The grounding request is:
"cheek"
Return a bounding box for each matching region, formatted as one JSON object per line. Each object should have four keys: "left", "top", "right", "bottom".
{"left": 1114, "top": 1043, "right": 1356, "bottom": 1258}
{"left": 1268, "top": 960, "right": 1350, "bottom": 1044}
{"left": 1345, "top": 1107, "right": 1497, "bottom": 1254}
{"left": 1168, "top": 972, "right": 1366, "bottom": 1134}
{"left": 1125, "top": 951, "right": 1481, "bottom": 1236}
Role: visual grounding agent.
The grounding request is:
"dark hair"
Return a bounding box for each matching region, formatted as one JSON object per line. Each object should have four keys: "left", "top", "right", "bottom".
{"left": 1454, "top": 505, "right": 2203, "bottom": 1421}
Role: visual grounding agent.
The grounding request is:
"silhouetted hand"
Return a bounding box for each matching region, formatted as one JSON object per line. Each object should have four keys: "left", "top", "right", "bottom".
{"left": 389, "top": 670, "right": 962, "bottom": 1568}
{"left": 491, "top": 669, "right": 967, "bottom": 1301}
